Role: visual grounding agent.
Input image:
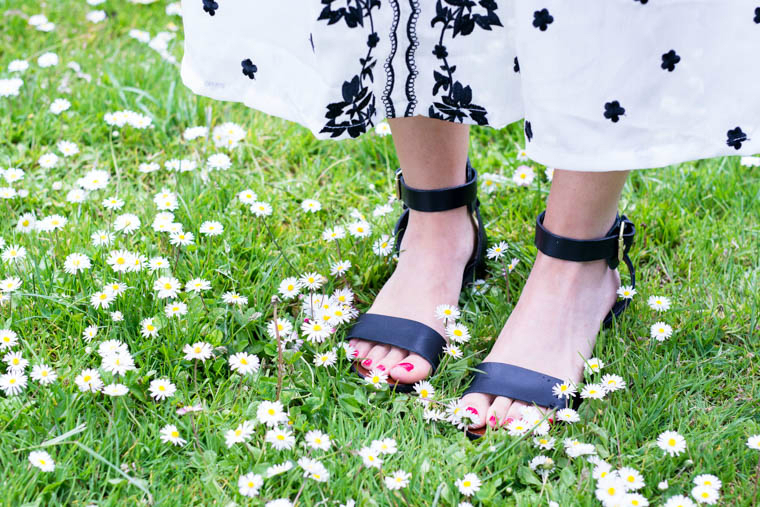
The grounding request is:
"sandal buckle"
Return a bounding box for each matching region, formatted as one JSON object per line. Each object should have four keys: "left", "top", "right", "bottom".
{"left": 394, "top": 169, "right": 403, "bottom": 201}
{"left": 617, "top": 220, "right": 626, "bottom": 266}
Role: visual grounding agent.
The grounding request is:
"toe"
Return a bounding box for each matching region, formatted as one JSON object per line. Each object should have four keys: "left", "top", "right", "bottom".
{"left": 504, "top": 399, "right": 528, "bottom": 426}
{"left": 460, "top": 392, "right": 492, "bottom": 429}
{"left": 375, "top": 347, "right": 409, "bottom": 374}
{"left": 388, "top": 353, "right": 432, "bottom": 384}
{"left": 351, "top": 339, "right": 374, "bottom": 361}
{"left": 486, "top": 396, "right": 512, "bottom": 429}
{"left": 361, "top": 344, "right": 390, "bottom": 371}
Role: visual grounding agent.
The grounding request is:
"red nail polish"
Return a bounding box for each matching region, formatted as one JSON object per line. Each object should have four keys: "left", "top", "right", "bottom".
{"left": 548, "top": 417, "right": 554, "bottom": 424}
{"left": 377, "top": 365, "right": 386, "bottom": 371}
{"left": 466, "top": 406, "right": 479, "bottom": 416}
{"left": 362, "top": 359, "right": 372, "bottom": 367}
{"left": 352, "top": 350, "right": 359, "bottom": 358}
{"left": 503, "top": 417, "right": 514, "bottom": 426}
{"left": 488, "top": 415, "right": 498, "bottom": 427}
{"left": 396, "top": 362, "right": 414, "bottom": 372}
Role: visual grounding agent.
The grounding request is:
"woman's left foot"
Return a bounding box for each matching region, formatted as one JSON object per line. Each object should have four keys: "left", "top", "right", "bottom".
{"left": 460, "top": 251, "right": 620, "bottom": 430}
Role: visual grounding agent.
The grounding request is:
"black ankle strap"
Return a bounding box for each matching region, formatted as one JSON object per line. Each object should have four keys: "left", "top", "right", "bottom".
{"left": 534, "top": 211, "right": 635, "bottom": 271}
{"left": 396, "top": 159, "right": 478, "bottom": 212}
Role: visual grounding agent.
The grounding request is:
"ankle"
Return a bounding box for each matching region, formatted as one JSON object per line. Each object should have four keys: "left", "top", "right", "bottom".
{"left": 400, "top": 208, "right": 475, "bottom": 258}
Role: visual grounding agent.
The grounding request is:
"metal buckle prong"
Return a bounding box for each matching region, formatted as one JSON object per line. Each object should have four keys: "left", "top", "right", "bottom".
{"left": 618, "top": 220, "right": 626, "bottom": 266}
{"left": 395, "top": 169, "right": 403, "bottom": 201}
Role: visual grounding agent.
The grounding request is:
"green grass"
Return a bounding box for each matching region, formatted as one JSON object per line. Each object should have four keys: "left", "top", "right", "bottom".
{"left": 1, "top": 1, "right": 759, "bottom": 506}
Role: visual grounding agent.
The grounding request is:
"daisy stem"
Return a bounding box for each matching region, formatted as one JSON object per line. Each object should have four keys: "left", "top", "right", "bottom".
{"left": 272, "top": 296, "right": 284, "bottom": 402}
{"left": 190, "top": 413, "right": 201, "bottom": 452}
{"left": 262, "top": 218, "right": 296, "bottom": 274}
{"left": 292, "top": 478, "right": 307, "bottom": 506}
{"left": 335, "top": 240, "right": 341, "bottom": 261}
{"left": 193, "top": 360, "right": 198, "bottom": 398}
{"left": 502, "top": 257, "right": 510, "bottom": 305}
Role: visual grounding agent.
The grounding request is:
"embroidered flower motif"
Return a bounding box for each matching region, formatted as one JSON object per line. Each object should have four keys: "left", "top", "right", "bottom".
{"left": 604, "top": 101, "right": 626, "bottom": 123}
{"left": 202, "top": 0, "right": 218, "bottom": 16}
{"left": 754, "top": 7, "right": 760, "bottom": 23}
{"left": 661, "top": 50, "right": 680, "bottom": 72}
{"left": 513, "top": 56, "right": 520, "bottom": 73}
{"left": 524, "top": 120, "right": 533, "bottom": 141}
{"left": 241, "top": 59, "right": 258, "bottom": 80}
{"left": 726, "top": 127, "right": 748, "bottom": 150}
{"left": 532, "top": 9, "right": 554, "bottom": 31}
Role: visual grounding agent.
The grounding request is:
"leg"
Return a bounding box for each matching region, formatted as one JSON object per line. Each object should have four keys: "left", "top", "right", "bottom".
{"left": 462, "top": 169, "right": 629, "bottom": 429}
{"left": 349, "top": 116, "right": 475, "bottom": 384}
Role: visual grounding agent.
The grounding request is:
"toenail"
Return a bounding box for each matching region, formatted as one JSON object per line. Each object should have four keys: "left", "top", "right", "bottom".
{"left": 488, "top": 415, "right": 498, "bottom": 427}
{"left": 376, "top": 365, "right": 386, "bottom": 371}
{"left": 396, "top": 362, "right": 414, "bottom": 372}
{"left": 466, "top": 406, "right": 479, "bottom": 416}
{"left": 362, "top": 359, "right": 372, "bottom": 367}
{"left": 503, "top": 417, "right": 514, "bottom": 426}
{"left": 548, "top": 417, "right": 554, "bottom": 424}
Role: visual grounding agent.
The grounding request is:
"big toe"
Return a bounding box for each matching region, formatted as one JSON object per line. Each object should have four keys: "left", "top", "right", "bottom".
{"left": 388, "top": 353, "right": 432, "bottom": 385}
{"left": 460, "top": 392, "right": 492, "bottom": 429}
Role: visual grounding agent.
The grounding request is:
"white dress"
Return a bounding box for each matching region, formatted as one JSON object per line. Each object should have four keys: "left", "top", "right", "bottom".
{"left": 180, "top": 0, "right": 760, "bottom": 171}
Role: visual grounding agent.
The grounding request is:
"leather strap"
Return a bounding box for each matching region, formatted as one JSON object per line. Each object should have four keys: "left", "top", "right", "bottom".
{"left": 347, "top": 314, "right": 446, "bottom": 372}
{"left": 534, "top": 211, "right": 635, "bottom": 271}
{"left": 396, "top": 159, "right": 478, "bottom": 212}
{"left": 463, "top": 362, "right": 567, "bottom": 411}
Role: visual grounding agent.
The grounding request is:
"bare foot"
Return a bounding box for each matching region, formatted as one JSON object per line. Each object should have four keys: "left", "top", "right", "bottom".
{"left": 349, "top": 206, "right": 476, "bottom": 385}
{"left": 460, "top": 252, "right": 620, "bottom": 429}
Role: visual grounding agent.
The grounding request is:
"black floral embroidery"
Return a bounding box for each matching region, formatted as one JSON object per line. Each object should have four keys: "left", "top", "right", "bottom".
{"left": 524, "top": 120, "right": 533, "bottom": 142}
{"left": 634, "top": 0, "right": 648, "bottom": 4}
{"left": 661, "top": 50, "right": 680, "bottom": 72}
{"left": 382, "top": 0, "right": 400, "bottom": 118}
{"left": 532, "top": 9, "right": 554, "bottom": 31}
{"left": 428, "top": 0, "right": 501, "bottom": 125}
{"left": 202, "top": 0, "right": 218, "bottom": 16}
{"left": 604, "top": 101, "right": 625, "bottom": 123}
{"left": 241, "top": 59, "right": 257, "bottom": 79}
{"left": 726, "top": 127, "right": 748, "bottom": 150}
{"left": 755, "top": 7, "right": 760, "bottom": 23}
{"left": 513, "top": 56, "right": 520, "bottom": 73}
{"left": 317, "top": 0, "right": 381, "bottom": 138}
{"left": 404, "top": 1, "right": 420, "bottom": 116}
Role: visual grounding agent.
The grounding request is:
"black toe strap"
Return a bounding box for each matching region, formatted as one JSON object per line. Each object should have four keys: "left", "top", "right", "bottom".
{"left": 463, "top": 362, "right": 567, "bottom": 411}
{"left": 347, "top": 314, "right": 446, "bottom": 372}
{"left": 396, "top": 159, "right": 478, "bottom": 212}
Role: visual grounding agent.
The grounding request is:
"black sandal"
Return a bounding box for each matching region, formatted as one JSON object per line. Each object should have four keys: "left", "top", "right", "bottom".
{"left": 348, "top": 160, "right": 487, "bottom": 392}
{"left": 464, "top": 211, "right": 635, "bottom": 438}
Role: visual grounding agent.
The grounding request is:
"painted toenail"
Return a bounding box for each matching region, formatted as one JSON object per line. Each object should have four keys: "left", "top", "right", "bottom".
{"left": 503, "top": 417, "right": 514, "bottom": 426}
{"left": 376, "top": 365, "right": 386, "bottom": 371}
{"left": 488, "top": 415, "right": 498, "bottom": 427}
{"left": 362, "top": 359, "right": 372, "bottom": 367}
{"left": 466, "top": 406, "right": 479, "bottom": 416}
{"left": 396, "top": 362, "right": 414, "bottom": 372}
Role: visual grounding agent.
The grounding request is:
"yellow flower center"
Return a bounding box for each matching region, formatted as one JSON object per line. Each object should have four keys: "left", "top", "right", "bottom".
{"left": 171, "top": 431, "right": 179, "bottom": 438}
{"left": 463, "top": 480, "right": 471, "bottom": 487}
{"left": 668, "top": 438, "right": 676, "bottom": 446}
{"left": 276, "top": 434, "right": 284, "bottom": 441}
{"left": 83, "top": 375, "right": 91, "bottom": 382}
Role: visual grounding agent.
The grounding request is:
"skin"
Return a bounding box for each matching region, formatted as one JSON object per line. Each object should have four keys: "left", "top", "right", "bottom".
{"left": 349, "top": 116, "right": 630, "bottom": 430}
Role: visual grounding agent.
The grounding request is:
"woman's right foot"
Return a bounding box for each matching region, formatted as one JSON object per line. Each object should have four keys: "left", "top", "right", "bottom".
{"left": 349, "top": 206, "right": 477, "bottom": 385}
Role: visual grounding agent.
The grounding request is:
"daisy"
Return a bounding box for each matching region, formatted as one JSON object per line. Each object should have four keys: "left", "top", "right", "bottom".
{"left": 2, "top": 245, "right": 27, "bottom": 263}
{"left": 225, "top": 420, "right": 255, "bottom": 447}
{"left": 348, "top": 221, "right": 371, "bottom": 238}
{"left": 512, "top": 165, "right": 535, "bottom": 186}
{"left": 506, "top": 418, "right": 530, "bottom": 436}
{"left": 222, "top": 291, "right": 247, "bottom": 306}
{"left": 169, "top": 231, "right": 194, "bottom": 246}
{"left": 486, "top": 241, "right": 508, "bottom": 260}
{"left": 650, "top": 322, "right": 673, "bottom": 342}
{"left": 238, "top": 472, "right": 263, "bottom": 497}
{"left": 455, "top": 473, "right": 481, "bottom": 497}
{"left": 154, "top": 276, "right": 182, "bottom": 299}
{"left": 299, "top": 272, "right": 326, "bottom": 291}
{"left": 266, "top": 461, "right": 294, "bottom": 477}
{"left": 423, "top": 407, "right": 445, "bottom": 422}
{"left": 529, "top": 455, "right": 555, "bottom": 476}
{"left": 413, "top": 380, "right": 435, "bottom": 402}
{"left": 618, "top": 467, "right": 645, "bottom": 491}
{"left": 230, "top": 352, "right": 260, "bottom": 375}
{"left": 8, "top": 60, "right": 29, "bottom": 72}
{"left": 299, "top": 457, "right": 329, "bottom": 482}
{"left": 373, "top": 438, "right": 397, "bottom": 455}
{"left": 564, "top": 439, "right": 597, "bottom": 458}
{"left": 584, "top": 357, "right": 604, "bottom": 374}
{"left": 265, "top": 427, "right": 296, "bottom": 450}
{"left": 149, "top": 379, "right": 177, "bottom": 401}
{"left": 267, "top": 318, "right": 294, "bottom": 339}
{"left": 165, "top": 301, "right": 188, "bottom": 318}
{"left": 384, "top": 470, "right": 411, "bottom": 490}
{"left": 657, "top": 431, "right": 687, "bottom": 456}
{"left": 30, "top": 364, "right": 57, "bottom": 385}
{"left": 747, "top": 435, "right": 760, "bottom": 450}
{"left": 648, "top": 295, "right": 672, "bottom": 312}
{"left": 0, "top": 371, "right": 27, "bottom": 395}
{"left": 75, "top": 369, "right": 103, "bottom": 393}
{"left": 443, "top": 343, "right": 462, "bottom": 359}
{"left": 595, "top": 475, "right": 627, "bottom": 505}
{"left": 333, "top": 288, "right": 355, "bottom": 305}
{"left": 364, "top": 368, "right": 388, "bottom": 389}
{"left": 556, "top": 408, "right": 580, "bottom": 423}
{"left": 552, "top": 380, "right": 577, "bottom": 399}
{"left": 183, "top": 342, "right": 213, "bottom": 361}
{"left": 29, "top": 450, "right": 55, "bottom": 472}
{"left": 250, "top": 201, "right": 273, "bottom": 217}
{"left": 101, "top": 352, "right": 135, "bottom": 376}
{"left": 601, "top": 374, "right": 626, "bottom": 392}
{"left": 435, "top": 304, "right": 460, "bottom": 323}
{"left": 103, "top": 383, "right": 129, "bottom": 397}
{"left": 98, "top": 340, "right": 128, "bottom": 358}
{"left": 330, "top": 259, "right": 352, "bottom": 276}
{"left": 533, "top": 436, "right": 555, "bottom": 450}
{"left": 238, "top": 189, "right": 258, "bottom": 204}
{"left": 322, "top": 226, "right": 346, "bottom": 241}
{"left": 580, "top": 383, "right": 606, "bottom": 399}
{"left": 199, "top": 221, "right": 223, "bottom": 236}
{"left": 372, "top": 235, "right": 395, "bottom": 256}
{"left": 301, "top": 320, "right": 331, "bottom": 344}
{"left": 257, "top": 400, "right": 288, "bottom": 427}
{"left": 38, "top": 152, "right": 59, "bottom": 168}
{"left": 160, "top": 424, "right": 187, "bottom": 446}
{"left": 0, "top": 329, "right": 18, "bottom": 350}
{"left": 313, "top": 349, "right": 337, "bottom": 367}
{"left": 375, "top": 121, "right": 391, "bottom": 135}
{"left": 265, "top": 499, "right": 293, "bottom": 507}
{"left": 140, "top": 318, "right": 159, "bottom": 338}
{"left": 139, "top": 162, "right": 160, "bottom": 173}
{"left": 206, "top": 153, "right": 231, "bottom": 171}
{"left": 664, "top": 495, "right": 697, "bottom": 507}
{"left": 278, "top": 277, "right": 300, "bottom": 299}
{"left": 301, "top": 199, "right": 321, "bottom": 213}
{"left": 446, "top": 323, "right": 471, "bottom": 344}
{"left": 617, "top": 285, "right": 637, "bottom": 299}
{"left": 91, "top": 230, "right": 114, "bottom": 247}
{"left": 373, "top": 203, "right": 394, "bottom": 217}
{"left": 184, "top": 278, "right": 211, "bottom": 293}
{"left": 1, "top": 276, "right": 21, "bottom": 292}
{"left": 16, "top": 213, "right": 37, "bottom": 232}
{"left": 305, "top": 430, "right": 331, "bottom": 451}
{"left": 4, "top": 351, "right": 28, "bottom": 372}
{"left": 625, "top": 493, "right": 650, "bottom": 506}
{"left": 358, "top": 446, "right": 383, "bottom": 469}
{"left": 183, "top": 126, "right": 208, "bottom": 140}
{"left": 691, "top": 485, "right": 719, "bottom": 505}
{"left": 105, "top": 282, "right": 127, "bottom": 297}
{"left": 693, "top": 474, "right": 721, "bottom": 490}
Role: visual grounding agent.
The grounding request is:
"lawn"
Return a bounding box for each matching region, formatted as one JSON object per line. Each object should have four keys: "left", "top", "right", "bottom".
{"left": 1, "top": 1, "right": 759, "bottom": 506}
